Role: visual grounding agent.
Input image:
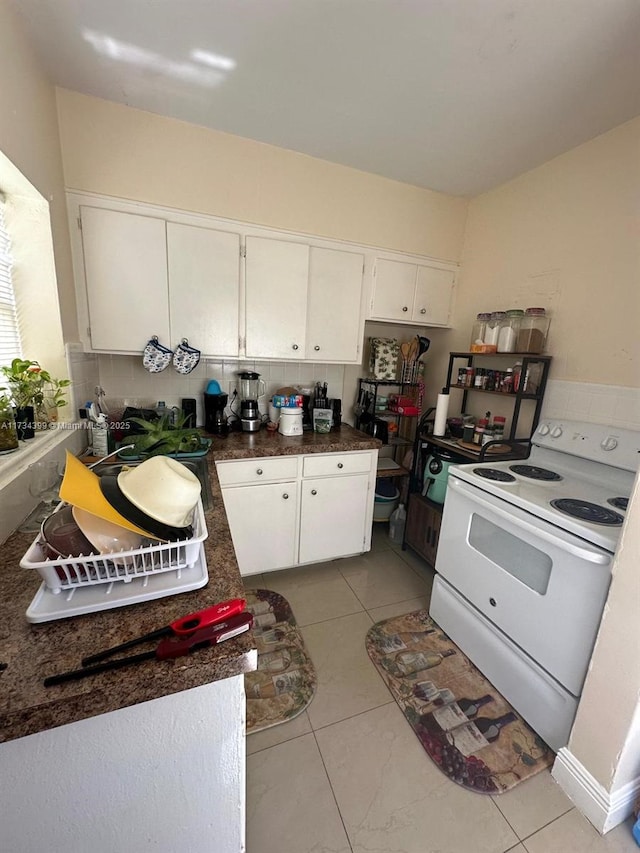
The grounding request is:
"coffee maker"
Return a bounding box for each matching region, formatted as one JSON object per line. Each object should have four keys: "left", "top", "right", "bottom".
{"left": 238, "top": 371, "right": 266, "bottom": 432}
{"left": 204, "top": 380, "right": 229, "bottom": 436}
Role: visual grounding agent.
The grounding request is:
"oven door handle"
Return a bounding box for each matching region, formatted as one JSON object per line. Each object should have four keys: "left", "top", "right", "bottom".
{"left": 448, "top": 477, "right": 612, "bottom": 565}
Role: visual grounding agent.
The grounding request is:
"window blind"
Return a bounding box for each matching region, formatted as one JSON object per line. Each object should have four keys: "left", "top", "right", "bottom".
{"left": 0, "top": 198, "right": 21, "bottom": 366}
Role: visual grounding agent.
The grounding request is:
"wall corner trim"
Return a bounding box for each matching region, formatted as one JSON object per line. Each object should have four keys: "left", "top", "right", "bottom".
{"left": 552, "top": 747, "right": 640, "bottom": 835}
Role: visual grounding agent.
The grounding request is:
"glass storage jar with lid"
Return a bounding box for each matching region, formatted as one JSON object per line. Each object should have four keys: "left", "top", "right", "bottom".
{"left": 469, "top": 312, "right": 493, "bottom": 352}
{"left": 485, "top": 312, "right": 505, "bottom": 348}
{"left": 497, "top": 309, "right": 524, "bottom": 353}
{"left": 517, "top": 308, "right": 550, "bottom": 353}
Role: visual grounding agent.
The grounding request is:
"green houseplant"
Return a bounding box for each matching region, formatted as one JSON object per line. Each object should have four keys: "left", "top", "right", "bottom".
{"left": 0, "top": 392, "right": 19, "bottom": 452}
{"left": 0, "top": 358, "right": 71, "bottom": 438}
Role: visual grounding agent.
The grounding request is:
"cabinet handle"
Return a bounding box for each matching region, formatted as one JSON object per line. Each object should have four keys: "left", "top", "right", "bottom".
{"left": 337, "top": 462, "right": 343, "bottom": 469}
{"left": 420, "top": 308, "right": 426, "bottom": 315}
{"left": 292, "top": 344, "right": 299, "bottom": 351}
{"left": 283, "top": 493, "right": 289, "bottom": 500}
{"left": 314, "top": 345, "right": 320, "bottom": 351}
{"left": 402, "top": 306, "right": 408, "bottom": 312}
{"left": 256, "top": 468, "right": 263, "bottom": 475}
{"left": 311, "top": 489, "right": 317, "bottom": 496}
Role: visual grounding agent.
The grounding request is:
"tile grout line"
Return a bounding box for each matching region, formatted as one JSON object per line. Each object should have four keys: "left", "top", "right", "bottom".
{"left": 311, "top": 727, "right": 355, "bottom": 853}
{"left": 516, "top": 805, "right": 576, "bottom": 846}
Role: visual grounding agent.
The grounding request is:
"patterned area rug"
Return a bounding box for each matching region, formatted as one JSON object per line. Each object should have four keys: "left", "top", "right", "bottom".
{"left": 244, "top": 589, "right": 316, "bottom": 735}
{"left": 366, "top": 610, "right": 554, "bottom": 794}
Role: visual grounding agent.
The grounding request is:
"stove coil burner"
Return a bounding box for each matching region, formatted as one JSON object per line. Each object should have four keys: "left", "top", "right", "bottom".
{"left": 473, "top": 468, "right": 516, "bottom": 482}
{"left": 551, "top": 498, "right": 624, "bottom": 526}
{"left": 509, "top": 465, "right": 562, "bottom": 481}
{"left": 608, "top": 497, "right": 628, "bottom": 511}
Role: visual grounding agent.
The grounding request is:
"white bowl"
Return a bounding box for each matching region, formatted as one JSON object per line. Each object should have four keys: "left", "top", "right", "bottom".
{"left": 72, "top": 506, "right": 145, "bottom": 558}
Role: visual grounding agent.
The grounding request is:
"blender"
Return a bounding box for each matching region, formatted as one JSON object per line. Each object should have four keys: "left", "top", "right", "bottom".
{"left": 238, "top": 371, "right": 266, "bottom": 432}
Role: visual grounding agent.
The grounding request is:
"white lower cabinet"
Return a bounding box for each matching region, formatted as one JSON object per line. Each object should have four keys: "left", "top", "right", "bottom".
{"left": 221, "top": 481, "right": 299, "bottom": 576}
{"left": 299, "top": 474, "right": 371, "bottom": 564}
{"left": 217, "top": 450, "right": 377, "bottom": 576}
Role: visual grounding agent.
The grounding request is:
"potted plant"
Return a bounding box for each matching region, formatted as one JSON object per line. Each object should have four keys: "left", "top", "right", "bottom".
{"left": 0, "top": 358, "right": 71, "bottom": 439}
{"left": 0, "top": 392, "right": 19, "bottom": 452}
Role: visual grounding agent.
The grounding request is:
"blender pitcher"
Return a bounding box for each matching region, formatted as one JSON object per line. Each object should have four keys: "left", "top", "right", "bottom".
{"left": 237, "top": 371, "right": 266, "bottom": 432}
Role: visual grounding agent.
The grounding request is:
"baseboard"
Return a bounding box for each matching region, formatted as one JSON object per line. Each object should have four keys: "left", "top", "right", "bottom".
{"left": 552, "top": 748, "right": 640, "bottom": 834}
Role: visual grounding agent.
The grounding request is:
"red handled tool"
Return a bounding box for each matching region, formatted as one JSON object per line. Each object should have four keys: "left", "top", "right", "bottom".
{"left": 44, "top": 610, "right": 253, "bottom": 687}
{"left": 81, "top": 598, "right": 246, "bottom": 666}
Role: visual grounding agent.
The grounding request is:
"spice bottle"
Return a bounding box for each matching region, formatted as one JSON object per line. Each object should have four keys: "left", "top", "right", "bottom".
{"left": 512, "top": 361, "right": 522, "bottom": 392}
{"left": 497, "top": 309, "right": 524, "bottom": 353}
{"left": 501, "top": 368, "right": 514, "bottom": 393}
{"left": 517, "top": 308, "right": 550, "bottom": 353}
{"left": 493, "top": 416, "right": 506, "bottom": 442}
{"left": 473, "top": 417, "right": 489, "bottom": 445}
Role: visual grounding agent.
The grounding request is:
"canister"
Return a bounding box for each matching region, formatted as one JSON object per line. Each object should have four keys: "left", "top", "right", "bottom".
{"left": 517, "top": 308, "right": 550, "bottom": 353}
{"left": 485, "top": 312, "right": 505, "bottom": 347}
{"left": 278, "top": 406, "right": 303, "bottom": 436}
{"left": 497, "top": 309, "right": 524, "bottom": 352}
{"left": 469, "top": 312, "right": 492, "bottom": 351}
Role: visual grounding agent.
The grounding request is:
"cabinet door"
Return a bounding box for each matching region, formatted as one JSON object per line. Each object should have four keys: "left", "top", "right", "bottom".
{"left": 405, "top": 495, "right": 442, "bottom": 566}
{"left": 371, "top": 258, "right": 417, "bottom": 322}
{"left": 306, "top": 247, "right": 364, "bottom": 362}
{"left": 167, "top": 223, "right": 240, "bottom": 357}
{"left": 245, "top": 236, "right": 308, "bottom": 359}
{"left": 412, "top": 265, "right": 454, "bottom": 325}
{"left": 220, "top": 482, "right": 298, "bottom": 575}
{"left": 80, "top": 206, "right": 169, "bottom": 351}
{"left": 299, "top": 474, "right": 370, "bottom": 564}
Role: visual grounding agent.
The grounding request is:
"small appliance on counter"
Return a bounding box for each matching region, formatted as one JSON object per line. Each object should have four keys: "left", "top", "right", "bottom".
{"left": 278, "top": 406, "right": 303, "bottom": 436}
{"left": 238, "top": 371, "right": 266, "bottom": 433}
{"left": 203, "top": 384, "right": 229, "bottom": 437}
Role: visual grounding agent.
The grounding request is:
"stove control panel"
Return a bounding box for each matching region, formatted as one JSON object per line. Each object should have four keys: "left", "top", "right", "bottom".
{"left": 533, "top": 419, "right": 640, "bottom": 472}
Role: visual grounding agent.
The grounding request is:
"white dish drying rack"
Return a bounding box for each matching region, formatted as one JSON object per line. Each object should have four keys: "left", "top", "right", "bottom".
{"left": 20, "top": 501, "right": 209, "bottom": 622}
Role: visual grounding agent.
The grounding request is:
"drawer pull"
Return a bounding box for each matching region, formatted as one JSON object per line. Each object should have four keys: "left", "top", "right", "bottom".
{"left": 314, "top": 345, "right": 320, "bottom": 351}
{"left": 420, "top": 307, "right": 426, "bottom": 314}
{"left": 402, "top": 306, "right": 408, "bottom": 312}
{"left": 337, "top": 462, "right": 343, "bottom": 469}
{"left": 283, "top": 493, "right": 289, "bottom": 500}
{"left": 256, "top": 468, "right": 263, "bottom": 475}
{"left": 311, "top": 489, "right": 317, "bottom": 496}
{"left": 292, "top": 343, "right": 299, "bottom": 351}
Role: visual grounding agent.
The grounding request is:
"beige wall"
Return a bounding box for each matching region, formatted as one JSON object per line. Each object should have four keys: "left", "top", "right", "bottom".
{"left": 56, "top": 89, "right": 468, "bottom": 262}
{"left": 0, "top": 0, "right": 77, "bottom": 343}
{"left": 424, "top": 117, "right": 640, "bottom": 401}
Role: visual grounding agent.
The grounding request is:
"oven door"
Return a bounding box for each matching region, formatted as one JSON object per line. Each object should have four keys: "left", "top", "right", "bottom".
{"left": 435, "top": 476, "right": 612, "bottom": 696}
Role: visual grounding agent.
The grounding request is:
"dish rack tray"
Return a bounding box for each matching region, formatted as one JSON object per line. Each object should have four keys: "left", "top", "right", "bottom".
{"left": 20, "top": 500, "right": 208, "bottom": 594}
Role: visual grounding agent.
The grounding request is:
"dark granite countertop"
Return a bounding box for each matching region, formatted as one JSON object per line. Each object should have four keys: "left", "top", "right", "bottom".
{"left": 0, "top": 424, "right": 379, "bottom": 742}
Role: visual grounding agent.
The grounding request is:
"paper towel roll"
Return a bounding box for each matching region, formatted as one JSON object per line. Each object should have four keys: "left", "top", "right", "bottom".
{"left": 433, "top": 389, "right": 449, "bottom": 437}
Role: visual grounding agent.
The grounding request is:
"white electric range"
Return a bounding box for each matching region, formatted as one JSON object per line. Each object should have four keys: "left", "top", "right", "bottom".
{"left": 430, "top": 418, "right": 639, "bottom": 752}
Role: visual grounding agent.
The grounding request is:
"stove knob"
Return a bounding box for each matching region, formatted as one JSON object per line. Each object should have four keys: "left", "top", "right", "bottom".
{"left": 550, "top": 426, "right": 563, "bottom": 438}
{"left": 601, "top": 436, "right": 618, "bottom": 451}
{"left": 537, "top": 424, "right": 550, "bottom": 436}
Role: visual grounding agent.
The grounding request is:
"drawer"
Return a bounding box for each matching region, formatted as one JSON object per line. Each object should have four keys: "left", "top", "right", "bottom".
{"left": 216, "top": 456, "right": 299, "bottom": 486}
{"left": 302, "top": 451, "right": 375, "bottom": 478}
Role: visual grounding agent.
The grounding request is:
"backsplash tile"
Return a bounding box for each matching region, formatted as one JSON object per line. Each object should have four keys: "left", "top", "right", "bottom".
{"left": 95, "top": 355, "right": 346, "bottom": 427}
{"left": 542, "top": 380, "right": 640, "bottom": 429}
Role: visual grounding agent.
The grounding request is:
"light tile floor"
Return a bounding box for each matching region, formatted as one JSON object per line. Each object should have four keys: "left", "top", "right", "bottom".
{"left": 245, "top": 524, "right": 637, "bottom": 853}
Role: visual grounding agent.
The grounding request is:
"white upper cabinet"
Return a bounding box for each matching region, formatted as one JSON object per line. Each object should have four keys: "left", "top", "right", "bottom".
{"left": 70, "top": 193, "right": 456, "bottom": 360}
{"left": 306, "top": 247, "right": 365, "bottom": 362}
{"left": 370, "top": 256, "right": 456, "bottom": 326}
{"left": 80, "top": 206, "right": 170, "bottom": 352}
{"left": 245, "top": 239, "right": 365, "bottom": 362}
{"left": 244, "top": 236, "right": 309, "bottom": 359}
{"left": 167, "top": 222, "right": 240, "bottom": 358}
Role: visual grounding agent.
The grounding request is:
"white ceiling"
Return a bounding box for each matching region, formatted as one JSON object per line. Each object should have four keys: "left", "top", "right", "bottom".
{"left": 12, "top": 0, "right": 640, "bottom": 197}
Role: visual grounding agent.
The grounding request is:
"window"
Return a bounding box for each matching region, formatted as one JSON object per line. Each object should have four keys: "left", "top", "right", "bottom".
{"left": 0, "top": 197, "right": 21, "bottom": 365}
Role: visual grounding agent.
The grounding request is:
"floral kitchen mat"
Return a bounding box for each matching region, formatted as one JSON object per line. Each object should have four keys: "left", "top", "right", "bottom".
{"left": 366, "top": 610, "right": 554, "bottom": 794}
{"left": 244, "top": 589, "right": 316, "bottom": 735}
